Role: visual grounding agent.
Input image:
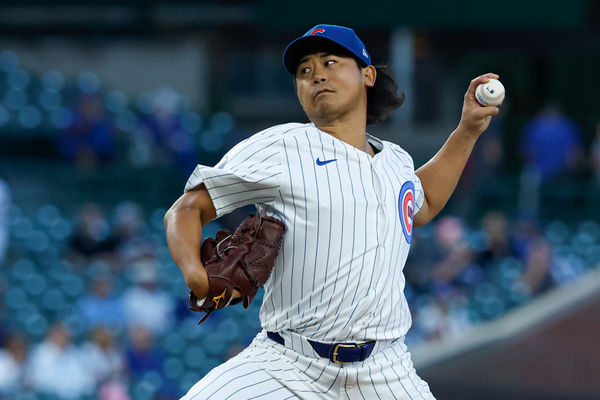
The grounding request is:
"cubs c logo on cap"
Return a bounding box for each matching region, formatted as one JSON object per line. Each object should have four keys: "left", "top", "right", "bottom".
{"left": 398, "top": 181, "right": 415, "bottom": 244}
{"left": 310, "top": 28, "right": 325, "bottom": 35}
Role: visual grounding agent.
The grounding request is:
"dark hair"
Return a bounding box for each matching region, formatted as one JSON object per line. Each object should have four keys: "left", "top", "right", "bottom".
{"left": 367, "top": 64, "right": 405, "bottom": 125}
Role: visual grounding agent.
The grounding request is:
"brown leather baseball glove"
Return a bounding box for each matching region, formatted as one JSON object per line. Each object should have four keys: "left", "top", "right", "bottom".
{"left": 188, "top": 214, "right": 286, "bottom": 324}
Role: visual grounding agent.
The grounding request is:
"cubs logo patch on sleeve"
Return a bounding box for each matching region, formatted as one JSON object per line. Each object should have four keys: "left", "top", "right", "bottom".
{"left": 398, "top": 181, "right": 415, "bottom": 244}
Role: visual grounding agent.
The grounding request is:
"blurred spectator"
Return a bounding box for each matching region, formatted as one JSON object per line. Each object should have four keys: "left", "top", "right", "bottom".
{"left": 78, "top": 277, "right": 125, "bottom": 332}
{"left": 0, "top": 177, "right": 9, "bottom": 266}
{"left": 475, "top": 130, "right": 504, "bottom": 178}
{"left": 58, "top": 94, "right": 116, "bottom": 169}
{"left": 511, "top": 214, "right": 543, "bottom": 261}
{"left": 139, "top": 87, "right": 197, "bottom": 175}
{"left": 411, "top": 295, "right": 472, "bottom": 343}
{"left": 0, "top": 333, "right": 27, "bottom": 394}
{"left": 405, "top": 233, "right": 439, "bottom": 294}
{"left": 82, "top": 327, "right": 126, "bottom": 385}
{"left": 520, "top": 103, "right": 585, "bottom": 182}
{"left": 124, "top": 326, "right": 178, "bottom": 400}
{"left": 431, "top": 216, "right": 473, "bottom": 286}
{"left": 111, "top": 201, "right": 152, "bottom": 263}
{"left": 521, "top": 238, "right": 553, "bottom": 294}
{"left": 124, "top": 326, "right": 164, "bottom": 378}
{"left": 99, "top": 380, "right": 131, "bottom": 400}
{"left": 591, "top": 122, "right": 600, "bottom": 185}
{"left": 68, "top": 202, "right": 118, "bottom": 262}
{"left": 26, "top": 323, "right": 94, "bottom": 399}
{"left": 464, "top": 127, "right": 504, "bottom": 188}
{"left": 122, "top": 257, "right": 175, "bottom": 334}
{"left": 456, "top": 118, "right": 506, "bottom": 215}
{"left": 476, "top": 210, "right": 516, "bottom": 267}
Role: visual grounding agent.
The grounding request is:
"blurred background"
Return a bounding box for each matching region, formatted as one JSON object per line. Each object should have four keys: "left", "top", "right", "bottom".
{"left": 0, "top": 1, "right": 599, "bottom": 399}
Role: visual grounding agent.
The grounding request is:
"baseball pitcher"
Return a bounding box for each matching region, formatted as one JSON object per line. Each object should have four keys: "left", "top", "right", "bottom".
{"left": 165, "top": 24, "right": 501, "bottom": 399}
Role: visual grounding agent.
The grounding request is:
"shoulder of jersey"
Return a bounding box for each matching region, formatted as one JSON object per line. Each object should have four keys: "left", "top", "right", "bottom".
{"left": 386, "top": 141, "right": 415, "bottom": 166}
{"left": 224, "top": 122, "right": 309, "bottom": 158}
{"left": 235, "top": 122, "right": 309, "bottom": 147}
{"left": 253, "top": 122, "right": 310, "bottom": 139}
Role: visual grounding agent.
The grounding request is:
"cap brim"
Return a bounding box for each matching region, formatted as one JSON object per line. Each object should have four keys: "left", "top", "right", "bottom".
{"left": 283, "top": 36, "right": 363, "bottom": 75}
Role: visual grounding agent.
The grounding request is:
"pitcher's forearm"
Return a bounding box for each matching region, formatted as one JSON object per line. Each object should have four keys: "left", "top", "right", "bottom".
{"left": 164, "top": 206, "right": 209, "bottom": 298}
{"left": 416, "top": 127, "right": 478, "bottom": 216}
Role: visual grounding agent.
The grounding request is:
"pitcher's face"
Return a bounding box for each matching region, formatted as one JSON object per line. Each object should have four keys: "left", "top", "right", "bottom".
{"left": 295, "top": 52, "right": 374, "bottom": 124}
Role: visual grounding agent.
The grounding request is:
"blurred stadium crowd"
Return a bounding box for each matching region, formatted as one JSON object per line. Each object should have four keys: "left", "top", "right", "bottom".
{"left": 0, "top": 198, "right": 256, "bottom": 400}
{"left": 0, "top": 38, "right": 599, "bottom": 400}
{"left": 0, "top": 49, "right": 245, "bottom": 176}
{"left": 1, "top": 183, "right": 599, "bottom": 399}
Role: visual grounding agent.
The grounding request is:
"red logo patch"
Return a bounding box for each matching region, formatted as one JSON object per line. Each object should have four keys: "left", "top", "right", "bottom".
{"left": 398, "top": 181, "right": 416, "bottom": 243}
{"left": 310, "top": 28, "right": 325, "bottom": 36}
{"left": 402, "top": 191, "right": 414, "bottom": 236}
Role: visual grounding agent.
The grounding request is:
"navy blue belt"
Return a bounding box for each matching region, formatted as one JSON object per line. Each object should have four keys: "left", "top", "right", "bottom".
{"left": 267, "top": 331, "right": 376, "bottom": 364}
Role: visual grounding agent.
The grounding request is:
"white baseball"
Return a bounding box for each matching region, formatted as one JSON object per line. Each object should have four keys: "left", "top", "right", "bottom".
{"left": 475, "top": 78, "right": 505, "bottom": 106}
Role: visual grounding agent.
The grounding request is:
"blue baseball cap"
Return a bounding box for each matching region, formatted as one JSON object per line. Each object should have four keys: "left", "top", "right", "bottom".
{"left": 283, "top": 24, "right": 372, "bottom": 74}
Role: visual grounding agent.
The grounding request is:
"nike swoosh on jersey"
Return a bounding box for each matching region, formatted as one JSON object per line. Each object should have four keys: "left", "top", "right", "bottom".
{"left": 316, "top": 158, "right": 337, "bottom": 166}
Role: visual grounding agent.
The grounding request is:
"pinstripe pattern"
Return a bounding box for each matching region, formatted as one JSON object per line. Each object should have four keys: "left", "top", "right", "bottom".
{"left": 181, "top": 332, "right": 434, "bottom": 400}
{"left": 184, "top": 122, "right": 425, "bottom": 340}
{"left": 182, "top": 122, "right": 433, "bottom": 399}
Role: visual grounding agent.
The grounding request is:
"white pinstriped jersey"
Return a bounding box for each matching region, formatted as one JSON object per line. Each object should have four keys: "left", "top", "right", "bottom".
{"left": 185, "top": 122, "right": 425, "bottom": 343}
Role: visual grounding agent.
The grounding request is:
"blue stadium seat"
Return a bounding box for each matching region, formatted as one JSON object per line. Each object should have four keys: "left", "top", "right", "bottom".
{"left": 23, "top": 313, "right": 49, "bottom": 338}
{"left": 201, "top": 333, "right": 227, "bottom": 357}
{"left": 163, "top": 357, "right": 185, "bottom": 381}
{"left": 4, "top": 286, "right": 28, "bottom": 310}
{"left": 180, "top": 371, "right": 204, "bottom": 396}
{"left": 162, "top": 332, "right": 187, "bottom": 356}
{"left": 10, "top": 257, "right": 37, "bottom": 280}
{"left": 544, "top": 220, "right": 570, "bottom": 246}
{"left": 23, "top": 272, "right": 48, "bottom": 296}
{"left": 40, "top": 288, "right": 67, "bottom": 312}
{"left": 60, "top": 274, "right": 86, "bottom": 298}
{"left": 183, "top": 345, "right": 206, "bottom": 369}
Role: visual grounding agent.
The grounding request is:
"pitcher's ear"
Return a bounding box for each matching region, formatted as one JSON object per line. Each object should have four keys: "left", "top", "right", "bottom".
{"left": 364, "top": 65, "right": 377, "bottom": 87}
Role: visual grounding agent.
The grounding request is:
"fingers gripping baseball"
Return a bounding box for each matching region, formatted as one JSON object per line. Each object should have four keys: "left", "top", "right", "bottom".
{"left": 458, "top": 73, "right": 502, "bottom": 137}
{"left": 466, "top": 73, "right": 499, "bottom": 96}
